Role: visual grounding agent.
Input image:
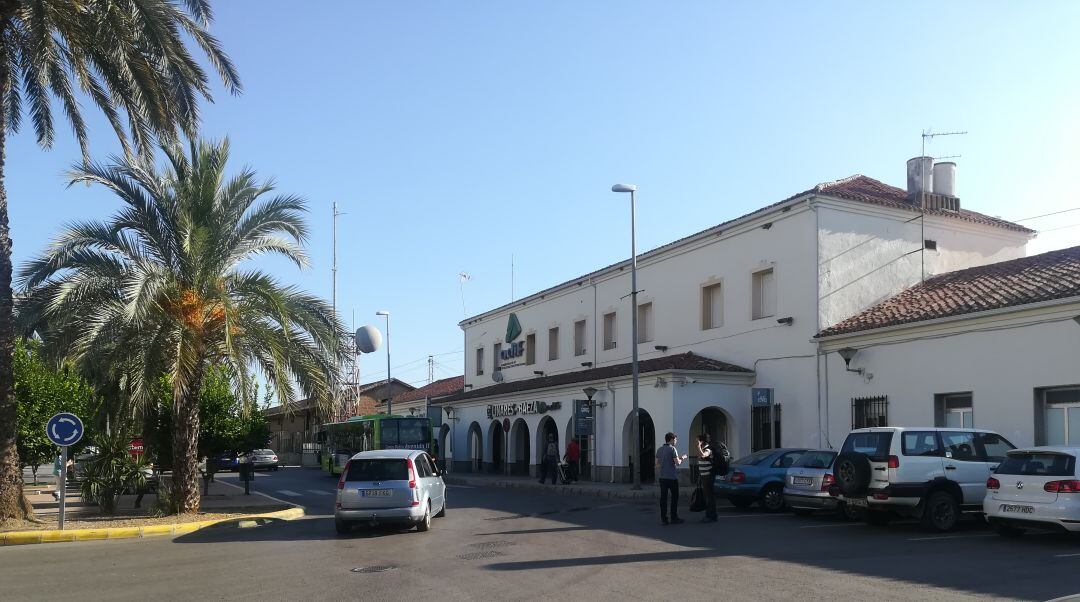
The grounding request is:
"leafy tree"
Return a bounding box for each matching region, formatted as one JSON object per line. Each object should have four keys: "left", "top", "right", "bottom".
{"left": 79, "top": 429, "right": 148, "bottom": 515}
{"left": 14, "top": 338, "right": 95, "bottom": 485}
{"left": 0, "top": 0, "right": 239, "bottom": 521}
{"left": 19, "top": 140, "right": 346, "bottom": 513}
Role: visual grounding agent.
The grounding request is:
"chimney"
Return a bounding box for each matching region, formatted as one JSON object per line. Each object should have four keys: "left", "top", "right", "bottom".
{"left": 906, "top": 156, "right": 933, "bottom": 197}
{"left": 932, "top": 162, "right": 956, "bottom": 197}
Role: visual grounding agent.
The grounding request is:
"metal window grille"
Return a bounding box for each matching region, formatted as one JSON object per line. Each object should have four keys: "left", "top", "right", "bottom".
{"left": 852, "top": 396, "right": 888, "bottom": 429}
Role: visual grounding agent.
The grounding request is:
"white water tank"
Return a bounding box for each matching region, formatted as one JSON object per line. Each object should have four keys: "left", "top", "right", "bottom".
{"left": 932, "top": 162, "right": 956, "bottom": 197}
{"left": 906, "top": 156, "right": 933, "bottom": 196}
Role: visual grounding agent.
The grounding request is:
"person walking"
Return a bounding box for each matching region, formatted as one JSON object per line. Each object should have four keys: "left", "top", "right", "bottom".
{"left": 538, "top": 434, "right": 560, "bottom": 485}
{"left": 655, "top": 432, "right": 687, "bottom": 525}
{"left": 696, "top": 434, "right": 718, "bottom": 522}
{"left": 564, "top": 439, "right": 581, "bottom": 483}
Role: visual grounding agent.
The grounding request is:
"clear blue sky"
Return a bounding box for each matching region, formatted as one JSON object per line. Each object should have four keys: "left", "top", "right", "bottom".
{"left": 8, "top": 2, "right": 1080, "bottom": 389}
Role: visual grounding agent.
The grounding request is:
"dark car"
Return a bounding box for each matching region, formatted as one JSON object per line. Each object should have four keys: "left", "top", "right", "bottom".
{"left": 714, "top": 448, "right": 808, "bottom": 512}
{"left": 211, "top": 451, "right": 239, "bottom": 472}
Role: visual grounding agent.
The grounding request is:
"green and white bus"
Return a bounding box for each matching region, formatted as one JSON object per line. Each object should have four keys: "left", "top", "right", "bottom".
{"left": 319, "top": 414, "right": 434, "bottom": 476}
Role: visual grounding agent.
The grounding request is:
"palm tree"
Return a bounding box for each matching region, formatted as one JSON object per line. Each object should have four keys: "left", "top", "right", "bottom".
{"left": 0, "top": 1, "right": 239, "bottom": 520}
{"left": 19, "top": 139, "right": 345, "bottom": 513}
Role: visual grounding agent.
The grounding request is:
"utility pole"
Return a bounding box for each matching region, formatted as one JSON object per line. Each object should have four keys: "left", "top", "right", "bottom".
{"left": 428, "top": 355, "right": 434, "bottom": 385}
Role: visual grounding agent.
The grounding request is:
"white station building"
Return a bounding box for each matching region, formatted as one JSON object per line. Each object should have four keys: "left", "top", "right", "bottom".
{"left": 436, "top": 158, "right": 1041, "bottom": 483}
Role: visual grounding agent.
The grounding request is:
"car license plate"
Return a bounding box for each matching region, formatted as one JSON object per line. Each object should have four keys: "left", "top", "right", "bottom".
{"left": 793, "top": 477, "right": 813, "bottom": 487}
{"left": 847, "top": 497, "right": 868, "bottom": 508}
{"left": 359, "top": 489, "right": 392, "bottom": 497}
{"left": 1000, "top": 504, "right": 1033, "bottom": 514}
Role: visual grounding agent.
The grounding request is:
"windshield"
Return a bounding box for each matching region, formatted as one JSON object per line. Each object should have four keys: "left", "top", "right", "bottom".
{"left": 733, "top": 450, "right": 775, "bottom": 466}
{"left": 346, "top": 459, "right": 409, "bottom": 481}
{"left": 841, "top": 432, "right": 893, "bottom": 462}
{"left": 997, "top": 452, "right": 1075, "bottom": 476}
{"left": 382, "top": 418, "right": 431, "bottom": 449}
{"left": 794, "top": 450, "right": 836, "bottom": 469}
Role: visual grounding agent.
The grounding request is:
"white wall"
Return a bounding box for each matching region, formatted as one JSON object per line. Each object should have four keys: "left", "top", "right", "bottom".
{"left": 820, "top": 303, "right": 1080, "bottom": 449}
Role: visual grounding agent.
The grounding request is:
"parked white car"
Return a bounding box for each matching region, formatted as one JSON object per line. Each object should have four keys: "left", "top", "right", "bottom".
{"left": 985, "top": 446, "right": 1080, "bottom": 537}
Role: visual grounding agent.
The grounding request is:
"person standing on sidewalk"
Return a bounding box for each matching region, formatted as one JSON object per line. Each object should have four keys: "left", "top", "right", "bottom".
{"left": 696, "top": 434, "right": 718, "bottom": 522}
{"left": 538, "top": 434, "right": 560, "bottom": 485}
{"left": 655, "top": 432, "right": 687, "bottom": 525}
{"left": 564, "top": 439, "right": 581, "bottom": 483}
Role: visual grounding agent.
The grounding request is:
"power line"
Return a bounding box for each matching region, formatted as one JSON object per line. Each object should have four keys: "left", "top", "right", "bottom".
{"left": 1013, "top": 207, "right": 1080, "bottom": 222}
{"left": 1039, "top": 222, "right": 1080, "bottom": 234}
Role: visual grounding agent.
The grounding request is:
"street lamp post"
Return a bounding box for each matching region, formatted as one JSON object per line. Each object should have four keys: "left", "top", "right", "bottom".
{"left": 376, "top": 310, "right": 392, "bottom": 414}
{"left": 611, "top": 183, "right": 642, "bottom": 490}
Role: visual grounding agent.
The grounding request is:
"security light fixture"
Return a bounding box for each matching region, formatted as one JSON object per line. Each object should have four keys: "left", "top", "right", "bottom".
{"left": 761, "top": 222, "right": 773, "bottom": 230}
{"left": 837, "top": 347, "right": 866, "bottom": 376}
{"left": 654, "top": 345, "right": 669, "bottom": 352}
{"left": 533, "top": 370, "right": 544, "bottom": 376}
{"left": 583, "top": 386, "right": 598, "bottom": 401}
{"left": 581, "top": 361, "right": 593, "bottom": 367}
{"left": 776, "top": 317, "right": 794, "bottom": 326}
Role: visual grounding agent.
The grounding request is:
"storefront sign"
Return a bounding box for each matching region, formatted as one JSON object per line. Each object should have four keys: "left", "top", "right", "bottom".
{"left": 751, "top": 388, "right": 774, "bottom": 407}
{"left": 573, "top": 399, "right": 593, "bottom": 437}
{"left": 486, "top": 400, "right": 561, "bottom": 419}
{"left": 499, "top": 313, "right": 526, "bottom": 368}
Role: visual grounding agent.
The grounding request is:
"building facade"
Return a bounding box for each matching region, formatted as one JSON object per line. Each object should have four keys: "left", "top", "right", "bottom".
{"left": 437, "top": 162, "right": 1034, "bottom": 482}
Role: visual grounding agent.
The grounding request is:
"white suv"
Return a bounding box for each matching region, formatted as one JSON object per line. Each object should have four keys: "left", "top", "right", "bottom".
{"left": 833, "top": 427, "right": 1015, "bottom": 532}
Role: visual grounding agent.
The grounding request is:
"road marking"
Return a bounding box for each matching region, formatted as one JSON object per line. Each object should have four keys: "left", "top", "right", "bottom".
{"left": 307, "top": 490, "right": 332, "bottom": 496}
{"left": 594, "top": 503, "right": 624, "bottom": 510}
{"left": 715, "top": 514, "right": 784, "bottom": 519}
{"left": 907, "top": 533, "right": 997, "bottom": 541}
{"left": 449, "top": 484, "right": 475, "bottom": 489}
{"left": 215, "top": 479, "right": 300, "bottom": 508}
{"left": 1054, "top": 553, "right": 1080, "bottom": 558}
{"left": 277, "top": 490, "right": 302, "bottom": 497}
{"left": 799, "top": 522, "right": 863, "bottom": 529}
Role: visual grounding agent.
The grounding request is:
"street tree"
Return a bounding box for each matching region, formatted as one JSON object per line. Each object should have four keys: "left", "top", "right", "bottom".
{"left": 19, "top": 139, "right": 345, "bottom": 513}
{"left": 14, "top": 339, "right": 96, "bottom": 484}
{"left": 0, "top": 0, "right": 239, "bottom": 521}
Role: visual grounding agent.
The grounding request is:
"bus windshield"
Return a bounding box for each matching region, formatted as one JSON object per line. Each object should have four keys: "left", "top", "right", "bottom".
{"left": 383, "top": 418, "right": 432, "bottom": 449}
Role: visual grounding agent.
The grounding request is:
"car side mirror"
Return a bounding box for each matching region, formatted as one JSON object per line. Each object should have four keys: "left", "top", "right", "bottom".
{"left": 945, "top": 451, "right": 953, "bottom": 459}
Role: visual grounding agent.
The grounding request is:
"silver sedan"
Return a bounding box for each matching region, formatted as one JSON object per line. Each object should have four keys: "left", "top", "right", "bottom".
{"left": 335, "top": 449, "right": 447, "bottom": 534}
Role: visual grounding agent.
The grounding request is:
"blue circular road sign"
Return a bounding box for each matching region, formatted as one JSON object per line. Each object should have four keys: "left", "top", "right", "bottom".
{"left": 46, "top": 412, "right": 84, "bottom": 447}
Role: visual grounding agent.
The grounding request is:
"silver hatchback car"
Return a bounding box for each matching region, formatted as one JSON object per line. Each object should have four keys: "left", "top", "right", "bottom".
{"left": 335, "top": 449, "right": 447, "bottom": 534}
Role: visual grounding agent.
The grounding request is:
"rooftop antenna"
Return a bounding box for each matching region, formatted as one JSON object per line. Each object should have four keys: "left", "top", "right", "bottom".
{"left": 458, "top": 272, "right": 471, "bottom": 316}
{"left": 511, "top": 254, "right": 515, "bottom": 302}
{"left": 918, "top": 129, "right": 967, "bottom": 283}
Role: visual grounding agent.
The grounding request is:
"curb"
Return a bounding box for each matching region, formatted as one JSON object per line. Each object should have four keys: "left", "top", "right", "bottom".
{"left": 443, "top": 476, "right": 693, "bottom": 501}
{"left": 0, "top": 506, "right": 305, "bottom": 547}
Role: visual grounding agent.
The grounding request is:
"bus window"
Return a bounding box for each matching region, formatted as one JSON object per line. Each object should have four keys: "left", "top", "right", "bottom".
{"left": 381, "top": 421, "right": 398, "bottom": 447}
{"left": 397, "top": 419, "right": 431, "bottom": 449}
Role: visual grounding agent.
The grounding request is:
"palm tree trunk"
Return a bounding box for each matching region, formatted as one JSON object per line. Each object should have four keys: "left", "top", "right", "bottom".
{"left": 0, "top": 44, "right": 29, "bottom": 522}
{"left": 171, "top": 360, "right": 206, "bottom": 514}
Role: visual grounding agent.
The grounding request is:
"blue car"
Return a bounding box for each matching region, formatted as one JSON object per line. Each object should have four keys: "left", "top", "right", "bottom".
{"left": 714, "top": 448, "right": 808, "bottom": 512}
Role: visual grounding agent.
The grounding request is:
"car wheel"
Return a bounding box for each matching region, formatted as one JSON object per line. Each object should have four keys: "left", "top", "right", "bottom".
{"left": 416, "top": 502, "right": 432, "bottom": 532}
{"left": 435, "top": 498, "right": 447, "bottom": 518}
{"left": 993, "top": 523, "right": 1025, "bottom": 538}
{"left": 760, "top": 484, "right": 785, "bottom": 513}
{"left": 922, "top": 491, "right": 960, "bottom": 532}
{"left": 791, "top": 507, "right": 815, "bottom": 517}
{"left": 729, "top": 497, "right": 754, "bottom": 509}
{"left": 334, "top": 517, "right": 352, "bottom": 535}
{"left": 865, "top": 509, "right": 893, "bottom": 526}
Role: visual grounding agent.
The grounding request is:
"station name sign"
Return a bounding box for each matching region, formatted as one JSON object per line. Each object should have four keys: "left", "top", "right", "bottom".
{"left": 486, "top": 401, "right": 561, "bottom": 419}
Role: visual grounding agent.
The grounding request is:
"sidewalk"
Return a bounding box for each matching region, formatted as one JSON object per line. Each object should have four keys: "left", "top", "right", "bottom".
{"left": 443, "top": 472, "right": 691, "bottom": 501}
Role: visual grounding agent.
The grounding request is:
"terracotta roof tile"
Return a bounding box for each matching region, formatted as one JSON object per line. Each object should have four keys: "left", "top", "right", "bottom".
{"left": 816, "top": 245, "right": 1080, "bottom": 338}
{"left": 437, "top": 352, "right": 751, "bottom": 404}
{"left": 392, "top": 376, "right": 464, "bottom": 404}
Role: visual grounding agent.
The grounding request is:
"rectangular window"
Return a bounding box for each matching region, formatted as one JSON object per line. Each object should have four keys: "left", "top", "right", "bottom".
{"left": 574, "top": 320, "right": 587, "bottom": 356}
{"left": 637, "top": 303, "right": 653, "bottom": 343}
{"left": 1038, "top": 386, "right": 1080, "bottom": 446}
{"left": 475, "top": 348, "right": 484, "bottom": 376}
{"left": 493, "top": 343, "right": 501, "bottom": 373}
{"left": 852, "top": 396, "right": 888, "bottom": 429}
{"left": 941, "top": 431, "right": 979, "bottom": 461}
{"left": 603, "top": 312, "right": 617, "bottom": 350}
{"left": 901, "top": 431, "right": 942, "bottom": 457}
{"left": 935, "top": 393, "right": 973, "bottom": 428}
{"left": 751, "top": 404, "right": 781, "bottom": 452}
{"left": 701, "top": 282, "right": 723, "bottom": 330}
{"left": 752, "top": 268, "right": 776, "bottom": 320}
{"left": 525, "top": 333, "right": 536, "bottom": 365}
{"left": 548, "top": 327, "right": 559, "bottom": 361}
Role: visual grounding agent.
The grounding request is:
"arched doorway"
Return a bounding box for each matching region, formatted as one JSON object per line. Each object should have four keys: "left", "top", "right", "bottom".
{"left": 511, "top": 418, "right": 530, "bottom": 476}
{"left": 689, "top": 407, "right": 730, "bottom": 456}
{"left": 438, "top": 424, "right": 451, "bottom": 470}
{"left": 468, "top": 422, "right": 483, "bottom": 473}
{"left": 537, "top": 416, "right": 559, "bottom": 464}
{"left": 488, "top": 421, "right": 505, "bottom": 473}
{"left": 622, "top": 409, "right": 656, "bottom": 484}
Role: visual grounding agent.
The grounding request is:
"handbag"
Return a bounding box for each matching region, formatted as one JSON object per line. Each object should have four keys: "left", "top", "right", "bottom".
{"left": 689, "top": 486, "right": 706, "bottom": 512}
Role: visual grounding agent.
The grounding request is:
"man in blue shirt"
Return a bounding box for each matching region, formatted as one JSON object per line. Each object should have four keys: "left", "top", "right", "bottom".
{"left": 655, "top": 432, "right": 687, "bottom": 525}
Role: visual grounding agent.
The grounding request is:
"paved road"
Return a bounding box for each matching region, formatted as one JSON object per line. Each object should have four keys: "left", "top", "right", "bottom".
{"left": 5, "top": 468, "right": 1080, "bottom": 601}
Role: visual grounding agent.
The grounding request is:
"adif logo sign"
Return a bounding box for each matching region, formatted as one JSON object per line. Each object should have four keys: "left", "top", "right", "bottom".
{"left": 501, "top": 313, "right": 525, "bottom": 361}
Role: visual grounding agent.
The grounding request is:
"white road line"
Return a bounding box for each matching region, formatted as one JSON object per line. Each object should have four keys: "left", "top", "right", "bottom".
{"left": 307, "top": 490, "right": 332, "bottom": 496}
{"left": 277, "top": 489, "right": 302, "bottom": 497}
{"left": 799, "top": 522, "right": 863, "bottom": 529}
{"left": 594, "top": 503, "right": 625, "bottom": 510}
{"left": 215, "top": 479, "right": 300, "bottom": 508}
{"left": 449, "top": 484, "right": 475, "bottom": 489}
{"left": 907, "top": 533, "right": 997, "bottom": 541}
{"left": 1054, "top": 553, "right": 1080, "bottom": 558}
{"left": 715, "top": 514, "right": 784, "bottom": 519}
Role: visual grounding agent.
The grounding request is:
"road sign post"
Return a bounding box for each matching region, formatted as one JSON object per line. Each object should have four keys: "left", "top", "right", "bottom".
{"left": 46, "top": 413, "right": 84, "bottom": 530}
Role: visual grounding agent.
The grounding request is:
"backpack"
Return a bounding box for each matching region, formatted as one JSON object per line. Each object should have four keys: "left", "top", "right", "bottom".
{"left": 715, "top": 442, "right": 732, "bottom": 476}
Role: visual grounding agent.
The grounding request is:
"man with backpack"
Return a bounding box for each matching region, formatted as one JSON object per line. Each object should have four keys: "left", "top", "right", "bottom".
{"left": 696, "top": 434, "right": 719, "bottom": 522}
{"left": 538, "top": 434, "right": 560, "bottom": 485}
